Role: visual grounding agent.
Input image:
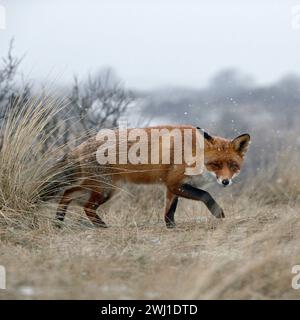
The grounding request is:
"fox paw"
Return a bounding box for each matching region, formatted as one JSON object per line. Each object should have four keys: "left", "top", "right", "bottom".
{"left": 93, "top": 220, "right": 108, "bottom": 228}
{"left": 211, "top": 204, "right": 225, "bottom": 219}
{"left": 166, "top": 221, "right": 176, "bottom": 229}
{"left": 53, "top": 219, "right": 64, "bottom": 228}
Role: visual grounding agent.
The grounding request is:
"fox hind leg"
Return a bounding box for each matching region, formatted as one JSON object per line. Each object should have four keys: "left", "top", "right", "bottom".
{"left": 83, "top": 188, "right": 115, "bottom": 227}
{"left": 55, "top": 185, "right": 113, "bottom": 228}
{"left": 83, "top": 191, "right": 110, "bottom": 228}
{"left": 55, "top": 187, "right": 82, "bottom": 226}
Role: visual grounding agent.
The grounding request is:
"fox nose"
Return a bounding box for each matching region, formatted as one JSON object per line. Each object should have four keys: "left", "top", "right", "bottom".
{"left": 222, "top": 179, "right": 230, "bottom": 186}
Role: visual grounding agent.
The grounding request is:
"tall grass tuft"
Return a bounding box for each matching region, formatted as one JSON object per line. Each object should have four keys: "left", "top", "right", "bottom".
{"left": 0, "top": 94, "right": 69, "bottom": 226}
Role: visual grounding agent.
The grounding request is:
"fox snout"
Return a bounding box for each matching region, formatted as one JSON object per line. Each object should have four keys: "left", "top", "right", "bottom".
{"left": 217, "top": 177, "right": 232, "bottom": 187}
{"left": 207, "top": 171, "right": 234, "bottom": 187}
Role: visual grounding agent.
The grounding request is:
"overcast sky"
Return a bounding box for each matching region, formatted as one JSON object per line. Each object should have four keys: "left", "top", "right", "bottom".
{"left": 1, "top": 0, "right": 300, "bottom": 89}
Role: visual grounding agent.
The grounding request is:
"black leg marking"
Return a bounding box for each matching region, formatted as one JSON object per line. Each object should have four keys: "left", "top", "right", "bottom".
{"left": 55, "top": 202, "right": 71, "bottom": 228}
{"left": 165, "top": 196, "right": 178, "bottom": 228}
{"left": 173, "top": 184, "right": 225, "bottom": 218}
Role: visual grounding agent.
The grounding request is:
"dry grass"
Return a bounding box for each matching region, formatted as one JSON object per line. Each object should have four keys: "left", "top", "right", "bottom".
{"left": 0, "top": 186, "right": 300, "bottom": 300}
{"left": 0, "top": 95, "right": 67, "bottom": 216}
{"left": 0, "top": 97, "right": 300, "bottom": 299}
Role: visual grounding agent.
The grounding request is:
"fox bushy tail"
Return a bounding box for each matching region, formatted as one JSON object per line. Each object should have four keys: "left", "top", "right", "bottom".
{"left": 38, "top": 155, "right": 78, "bottom": 201}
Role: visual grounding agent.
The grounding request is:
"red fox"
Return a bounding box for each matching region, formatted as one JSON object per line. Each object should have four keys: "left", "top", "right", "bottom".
{"left": 45, "top": 125, "right": 250, "bottom": 228}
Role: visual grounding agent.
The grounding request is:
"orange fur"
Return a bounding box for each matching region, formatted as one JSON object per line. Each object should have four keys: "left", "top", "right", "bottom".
{"left": 55, "top": 125, "right": 250, "bottom": 227}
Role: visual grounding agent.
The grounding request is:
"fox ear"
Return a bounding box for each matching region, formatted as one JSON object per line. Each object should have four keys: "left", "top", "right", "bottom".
{"left": 196, "top": 127, "right": 214, "bottom": 143}
{"left": 232, "top": 133, "right": 250, "bottom": 155}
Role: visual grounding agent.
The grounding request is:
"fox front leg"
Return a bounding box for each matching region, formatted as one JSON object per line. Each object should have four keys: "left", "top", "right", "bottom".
{"left": 170, "top": 183, "right": 225, "bottom": 219}
{"left": 164, "top": 189, "right": 179, "bottom": 228}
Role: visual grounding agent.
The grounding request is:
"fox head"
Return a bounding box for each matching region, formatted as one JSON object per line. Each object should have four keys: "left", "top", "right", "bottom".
{"left": 199, "top": 128, "right": 250, "bottom": 187}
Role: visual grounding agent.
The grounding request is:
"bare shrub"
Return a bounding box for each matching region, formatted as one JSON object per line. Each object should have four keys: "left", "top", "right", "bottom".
{"left": 69, "top": 68, "right": 133, "bottom": 136}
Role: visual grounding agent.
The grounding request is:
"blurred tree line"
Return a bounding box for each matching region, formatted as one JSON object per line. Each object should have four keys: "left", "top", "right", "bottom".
{"left": 139, "top": 68, "right": 300, "bottom": 136}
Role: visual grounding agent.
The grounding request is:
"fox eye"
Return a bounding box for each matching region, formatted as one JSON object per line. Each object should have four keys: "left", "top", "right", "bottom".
{"left": 229, "top": 162, "right": 239, "bottom": 172}
{"left": 208, "top": 162, "right": 222, "bottom": 170}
